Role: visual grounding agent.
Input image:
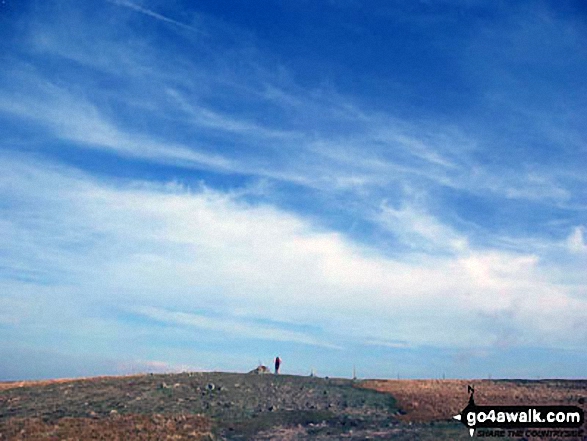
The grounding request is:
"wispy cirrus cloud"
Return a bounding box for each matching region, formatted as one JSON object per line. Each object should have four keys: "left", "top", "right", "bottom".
{"left": 107, "top": 0, "right": 204, "bottom": 33}
{"left": 567, "top": 226, "right": 587, "bottom": 254}
{"left": 135, "top": 306, "right": 342, "bottom": 349}
{"left": 3, "top": 11, "right": 581, "bottom": 219}
{"left": 0, "top": 73, "right": 234, "bottom": 171}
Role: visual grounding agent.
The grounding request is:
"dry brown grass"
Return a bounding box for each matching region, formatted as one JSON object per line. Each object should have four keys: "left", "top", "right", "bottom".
{"left": 360, "top": 379, "right": 586, "bottom": 423}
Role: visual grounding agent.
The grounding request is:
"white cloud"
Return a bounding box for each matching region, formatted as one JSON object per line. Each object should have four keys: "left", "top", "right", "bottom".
{"left": 364, "top": 339, "right": 410, "bottom": 349}
{"left": 0, "top": 78, "right": 234, "bottom": 172}
{"left": 1, "top": 155, "right": 585, "bottom": 355}
{"left": 136, "top": 306, "right": 341, "bottom": 349}
{"left": 377, "top": 202, "right": 469, "bottom": 253}
{"left": 567, "top": 226, "right": 587, "bottom": 254}
{"left": 165, "top": 88, "right": 298, "bottom": 141}
{"left": 0, "top": 48, "right": 576, "bottom": 211}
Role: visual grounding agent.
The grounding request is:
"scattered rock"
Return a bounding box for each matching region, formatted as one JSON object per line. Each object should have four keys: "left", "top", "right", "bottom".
{"left": 4, "top": 372, "right": 580, "bottom": 441}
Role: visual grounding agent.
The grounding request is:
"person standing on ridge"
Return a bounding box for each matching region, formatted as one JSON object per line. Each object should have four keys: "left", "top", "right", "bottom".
{"left": 274, "top": 356, "right": 281, "bottom": 374}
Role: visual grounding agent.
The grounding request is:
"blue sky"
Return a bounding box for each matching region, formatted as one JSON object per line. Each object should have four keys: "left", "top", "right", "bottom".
{"left": 0, "top": 0, "right": 586, "bottom": 380}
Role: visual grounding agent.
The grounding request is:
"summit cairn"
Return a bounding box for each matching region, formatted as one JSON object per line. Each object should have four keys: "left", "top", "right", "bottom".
{"left": 248, "top": 365, "right": 271, "bottom": 374}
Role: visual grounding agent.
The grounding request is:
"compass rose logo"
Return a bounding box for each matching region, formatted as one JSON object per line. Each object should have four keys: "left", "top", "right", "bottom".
{"left": 453, "top": 385, "right": 477, "bottom": 437}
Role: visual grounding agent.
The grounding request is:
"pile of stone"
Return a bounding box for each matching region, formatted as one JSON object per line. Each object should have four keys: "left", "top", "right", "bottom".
{"left": 248, "top": 365, "right": 271, "bottom": 374}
